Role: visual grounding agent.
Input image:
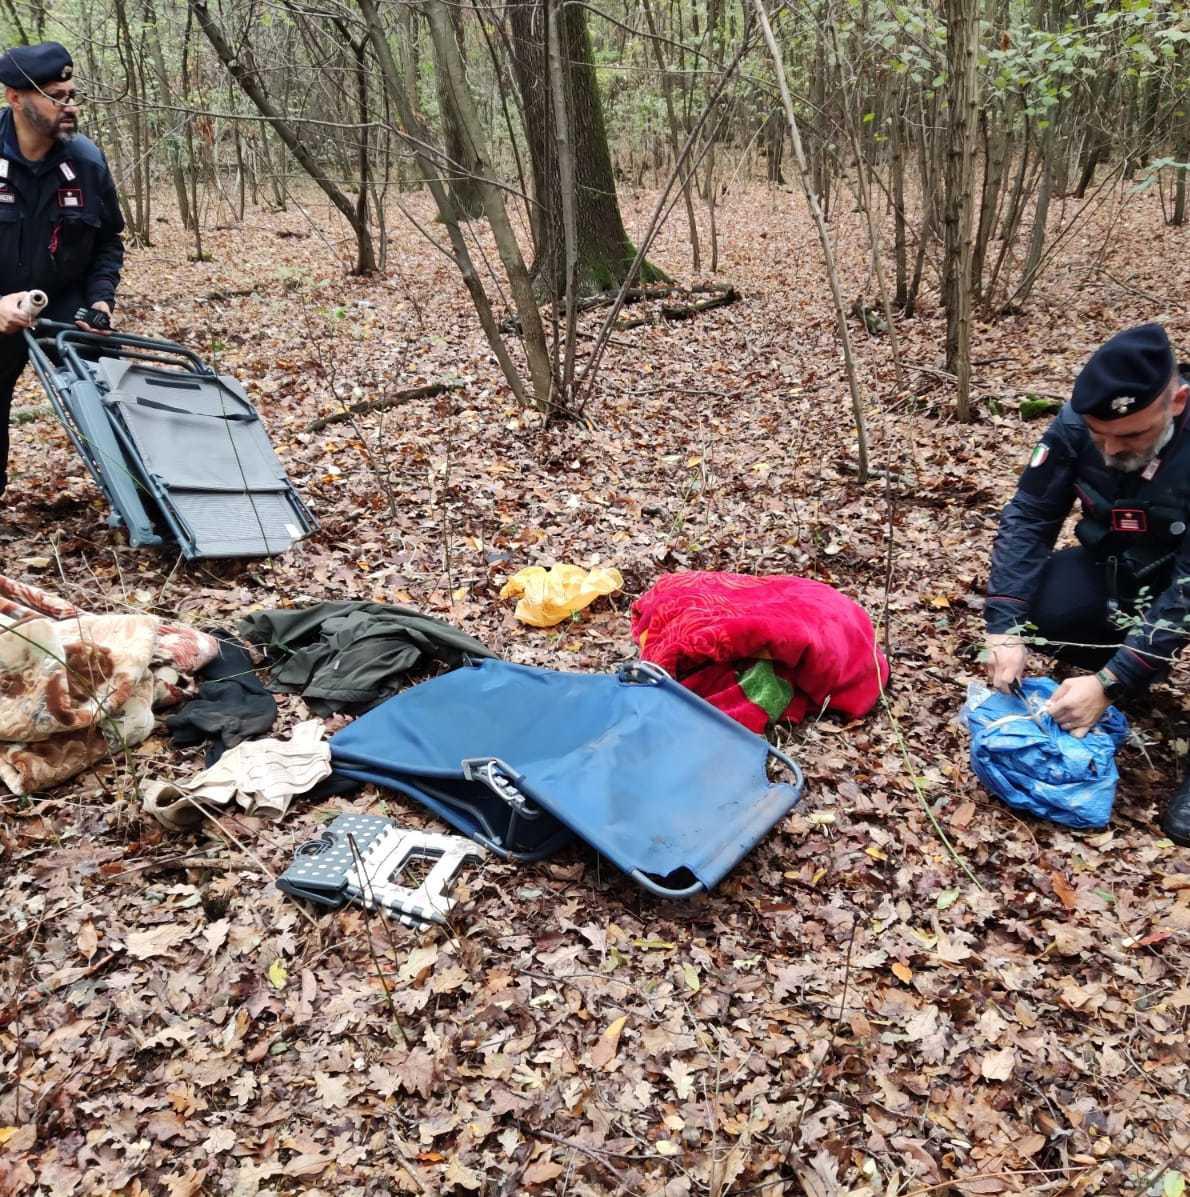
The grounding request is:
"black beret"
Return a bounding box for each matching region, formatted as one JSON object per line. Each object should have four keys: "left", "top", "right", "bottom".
{"left": 1071, "top": 323, "right": 1176, "bottom": 421}
{"left": 0, "top": 42, "right": 73, "bottom": 89}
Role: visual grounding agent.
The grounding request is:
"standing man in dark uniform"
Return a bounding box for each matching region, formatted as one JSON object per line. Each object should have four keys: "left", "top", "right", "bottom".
{"left": 985, "top": 323, "right": 1190, "bottom": 845}
{"left": 0, "top": 41, "right": 124, "bottom": 497}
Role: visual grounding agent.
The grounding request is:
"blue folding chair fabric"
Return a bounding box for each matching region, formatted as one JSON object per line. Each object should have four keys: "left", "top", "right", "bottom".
{"left": 329, "top": 659, "right": 805, "bottom": 897}
{"left": 960, "top": 678, "right": 1129, "bottom": 830}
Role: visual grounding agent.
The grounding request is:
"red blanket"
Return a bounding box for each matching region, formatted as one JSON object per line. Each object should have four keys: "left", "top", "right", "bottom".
{"left": 631, "top": 572, "right": 889, "bottom": 731}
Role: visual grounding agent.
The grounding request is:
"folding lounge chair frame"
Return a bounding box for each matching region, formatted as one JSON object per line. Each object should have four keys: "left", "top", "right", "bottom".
{"left": 25, "top": 321, "right": 316, "bottom": 559}
{"left": 330, "top": 659, "right": 807, "bottom": 898}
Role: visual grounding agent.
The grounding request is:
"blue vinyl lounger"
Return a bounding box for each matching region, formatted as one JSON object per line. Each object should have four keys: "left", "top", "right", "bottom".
{"left": 329, "top": 659, "right": 806, "bottom": 897}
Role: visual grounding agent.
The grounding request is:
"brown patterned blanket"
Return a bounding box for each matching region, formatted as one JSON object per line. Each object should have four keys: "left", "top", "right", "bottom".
{"left": 0, "top": 575, "right": 219, "bottom": 794}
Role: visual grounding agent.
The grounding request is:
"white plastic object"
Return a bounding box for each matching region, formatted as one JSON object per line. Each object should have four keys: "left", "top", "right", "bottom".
{"left": 346, "top": 826, "right": 486, "bottom": 928}
{"left": 17, "top": 290, "right": 47, "bottom": 319}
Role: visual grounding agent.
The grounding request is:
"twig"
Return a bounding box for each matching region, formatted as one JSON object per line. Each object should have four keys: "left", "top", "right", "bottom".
{"left": 903, "top": 1166, "right": 1092, "bottom": 1196}
{"left": 736, "top": 916, "right": 861, "bottom": 1196}
{"left": 881, "top": 444, "right": 896, "bottom": 659}
{"left": 1096, "top": 268, "right": 1182, "bottom": 310}
{"left": 49, "top": 950, "right": 121, "bottom": 992}
{"left": 875, "top": 645, "right": 986, "bottom": 891}
{"left": 792, "top": 914, "right": 857, "bottom": 1133}
{"left": 103, "top": 851, "right": 248, "bottom": 880}
{"left": 518, "top": 1124, "right": 648, "bottom": 1193}
{"left": 904, "top": 363, "right": 958, "bottom": 382}
{"left": 189, "top": 799, "right": 320, "bottom": 929}
{"left": 384, "top": 1118, "right": 437, "bottom": 1195}
{"left": 346, "top": 833, "right": 407, "bottom": 1042}
{"left": 305, "top": 381, "right": 462, "bottom": 431}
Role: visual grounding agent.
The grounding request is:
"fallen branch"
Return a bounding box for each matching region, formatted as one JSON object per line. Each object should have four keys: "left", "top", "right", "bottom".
{"left": 1096, "top": 268, "right": 1181, "bottom": 309}
{"left": 616, "top": 285, "right": 740, "bottom": 330}
{"left": 499, "top": 282, "right": 740, "bottom": 335}
{"left": 306, "top": 381, "right": 462, "bottom": 431}
{"left": 575, "top": 280, "right": 734, "bottom": 313}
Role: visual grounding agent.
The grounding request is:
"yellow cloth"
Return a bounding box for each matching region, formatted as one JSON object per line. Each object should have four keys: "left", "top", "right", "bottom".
{"left": 499, "top": 564, "right": 624, "bottom": 628}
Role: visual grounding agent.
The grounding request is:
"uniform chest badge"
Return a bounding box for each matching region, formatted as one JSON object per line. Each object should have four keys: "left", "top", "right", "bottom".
{"left": 0, "top": 185, "right": 13, "bottom": 204}
{"left": 1111, "top": 508, "right": 1147, "bottom": 533}
{"left": 56, "top": 187, "right": 84, "bottom": 208}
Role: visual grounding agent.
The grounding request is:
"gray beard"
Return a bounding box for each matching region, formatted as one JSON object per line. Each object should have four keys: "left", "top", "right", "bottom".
{"left": 1104, "top": 416, "right": 1175, "bottom": 473}
{"left": 1104, "top": 452, "right": 1152, "bottom": 473}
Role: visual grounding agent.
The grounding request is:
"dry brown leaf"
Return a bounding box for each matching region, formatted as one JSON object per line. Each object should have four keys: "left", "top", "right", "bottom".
{"left": 523, "top": 1158, "right": 565, "bottom": 1184}
{"left": 163, "top": 1168, "right": 208, "bottom": 1197}
{"left": 980, "top": 1047, "right": 1016, "bottom": 1081}
{"left": 443, "top": 1157, "right": 484, "bottom": 1190}
{"left": 314, "top": 1070, "right": 350, "bottom": 1110}
{"left": 588, "top": 1014, "right": 628, "bottom": 1070}
{"left": 202, "top": 1127, "right": 237, "bottom": 1154}
{"left": 76, "top": 920, "right": 98, "bottom": 961}
{"left": 124, "top": 922, "right": 194, "bottom": 960}
{"left": 1051, "top": 870, "right": 1079, "bottom": 912}
{"left": 202, "top": 919, "right": 230, "bottom": 954}
{"left": 399, "top": 1050, "right": 436, "bottom": 1099}
{"left": 283, "top": 1154, "right": 332, "bottom": 1178}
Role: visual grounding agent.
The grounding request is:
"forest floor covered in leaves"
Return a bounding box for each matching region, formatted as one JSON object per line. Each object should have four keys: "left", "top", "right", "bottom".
{"left": 1, "top": 180, "right": 1188, "bottom": 1197}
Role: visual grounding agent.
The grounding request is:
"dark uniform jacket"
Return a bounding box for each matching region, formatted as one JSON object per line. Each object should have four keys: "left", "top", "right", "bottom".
{"left": 0, "top": 107, "right": 124, "bottom": 320}
{"left": 987, "top": 401, "right": 1190, "bottom": 693}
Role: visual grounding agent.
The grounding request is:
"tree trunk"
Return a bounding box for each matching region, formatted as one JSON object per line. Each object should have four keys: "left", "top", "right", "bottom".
{"left": 508, "top": 0, "right": 667, "bottom": 297}
{"left": 1073, "top": 133, "right": 1103, "bottom": 200}
{"left": 765, "top": 109, "right": 785, "bottom": 184}
{"left": 188, "top": 0, "right": 376, "bottom": 272}
{"left": 1172, "top": 96, "right": 1189, "bottom": 226}
{"left": 753, "top": 0, "right": 869, "bottom": 483}
{"left": 890, "top": 92, "right": 908, "bottom": 309}
{"left": 1174, "top": 152, "right": 1188, "bottom": 228}
{"left": 943, "top": 0, "right": 979, "bottom": 422}
{"left": 640, "top": 0, "right": 700, "bottom": 271}
{"left": 424, "top": 0, "right": 553, "bottom": 405}
{"left": 143, "top": 0, "right": 192, "bottom": 229}
{"left": 1010, "top": 132, "right": 1054, "bottom": 308}
{"left": 356, "top": 0, "right": 550, "bottom": 409}
{"left": 434, "top": 4, "right": 485, "bottom": 221}
{"left": 973, "top": 110, "right": 1007, "bottom": 303}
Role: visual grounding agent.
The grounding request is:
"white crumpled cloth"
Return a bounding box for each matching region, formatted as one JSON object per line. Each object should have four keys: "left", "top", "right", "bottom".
{"left": 143, "top": 719, "right": 332, "bottom": 831}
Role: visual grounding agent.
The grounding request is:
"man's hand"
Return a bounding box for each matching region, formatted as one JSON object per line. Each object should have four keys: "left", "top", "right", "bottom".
{"left": 1044, "top": 674, "right": 1111, "bottom": 739}
{"left": 0, "top": 292, "right": 36, "bottom": 335}
{"left": 986, "top": 632, "right": 1028, "bottom": 692}
{"left": 75, "top": 300, "right": 113, "bottom": 334}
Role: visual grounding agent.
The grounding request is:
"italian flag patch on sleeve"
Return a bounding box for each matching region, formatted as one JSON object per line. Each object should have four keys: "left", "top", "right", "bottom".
{"left": 1030, "top": 443, "right": 1049, "bottom": 468}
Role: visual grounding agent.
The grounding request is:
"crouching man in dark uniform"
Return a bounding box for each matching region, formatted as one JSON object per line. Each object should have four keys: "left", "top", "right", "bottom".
{"left": 0, "top": 41, "right": 124, "bottom": 497}
{"left": 985, "top": 323, "right": 1190, "bottom": 846}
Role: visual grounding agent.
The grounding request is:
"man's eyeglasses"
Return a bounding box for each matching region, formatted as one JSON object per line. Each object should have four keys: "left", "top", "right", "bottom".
{"left": 39, "top": 90, "right": 84, "bottom": 109}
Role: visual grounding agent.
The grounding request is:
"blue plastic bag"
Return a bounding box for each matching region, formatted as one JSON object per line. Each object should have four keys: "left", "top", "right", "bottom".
{"left": 960, "top": 677, "right": 1129, "bottom": 829}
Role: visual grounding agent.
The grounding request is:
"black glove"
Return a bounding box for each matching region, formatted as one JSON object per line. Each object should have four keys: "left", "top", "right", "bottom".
{"left": 74, "top": 305, "right": 111, "bottom": 331}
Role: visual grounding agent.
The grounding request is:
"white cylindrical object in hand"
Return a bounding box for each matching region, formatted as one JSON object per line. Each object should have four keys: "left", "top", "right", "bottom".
{"left": 17, "top": 290, "right": 47, "bottom": 320}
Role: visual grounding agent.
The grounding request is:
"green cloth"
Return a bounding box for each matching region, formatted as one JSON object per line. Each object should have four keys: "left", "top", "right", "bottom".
{"left": 736, "top": 659, "right": 794, "bottom": 725}
{"left": 239, "top": 602, "right": 497, "bottom": 715}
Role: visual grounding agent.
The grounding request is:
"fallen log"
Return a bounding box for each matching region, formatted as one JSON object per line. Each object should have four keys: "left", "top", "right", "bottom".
{"left": 499, "top": 282, "right": 739, "bottom": 334}
{"left": 615, "top": 285, "right": 740, "bottom": 330}
{"left": 573, "top": 280, "right": 733, "bottom": 314}
{"left": 306, "top": 381, "right": 463, "bottom": 432}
